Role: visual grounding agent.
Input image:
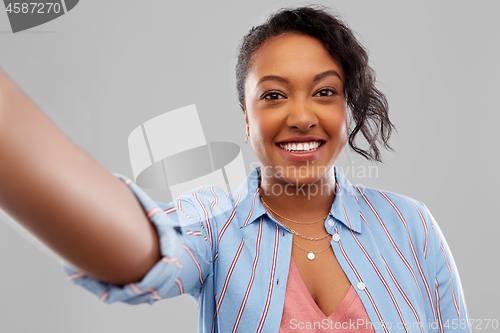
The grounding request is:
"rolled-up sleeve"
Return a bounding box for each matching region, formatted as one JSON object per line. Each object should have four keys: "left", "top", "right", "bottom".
{"left": 61, "top": 173, "right": 216, "bottom": 305}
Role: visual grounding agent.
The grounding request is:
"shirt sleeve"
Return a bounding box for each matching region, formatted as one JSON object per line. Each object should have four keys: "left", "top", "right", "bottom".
{"left": 423, "top": 203, "right": 471, "bottom": 333}
{"left": 61, "top": 173, "right": 217, "bottom": 305}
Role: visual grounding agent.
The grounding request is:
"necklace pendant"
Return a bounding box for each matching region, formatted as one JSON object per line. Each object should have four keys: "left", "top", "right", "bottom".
{"left": 307, "top": 252, "right": 315, "bottom": 260}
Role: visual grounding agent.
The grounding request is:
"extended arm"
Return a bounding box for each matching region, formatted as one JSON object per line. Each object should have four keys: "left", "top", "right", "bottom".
{"left": 0, "top": 67, "right": 161, "bottom": 285}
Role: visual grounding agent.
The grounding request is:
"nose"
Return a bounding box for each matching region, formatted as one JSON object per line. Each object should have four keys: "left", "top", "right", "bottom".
{"left": 285, "top": 99, "right": 318, "bottom": 132}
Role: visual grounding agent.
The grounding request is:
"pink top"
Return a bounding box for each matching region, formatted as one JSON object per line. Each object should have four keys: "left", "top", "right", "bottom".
{"left": 279, "top": 257, "right": 376, "bottom": 332}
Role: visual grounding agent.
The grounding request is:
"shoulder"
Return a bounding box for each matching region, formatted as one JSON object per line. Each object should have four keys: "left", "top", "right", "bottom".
{"left": 355, "top": 185, "right": 432, "bottom": 237}
{"left": 353, "top": 185, "right": 441, "bottom": 265}
{"left": 152, "top": 167, "right": 261, "bottom": 229}
{"left": 353, "top": 186, "right": 427, "bottom": 217}
{"left": 155, "top": 185, "right": 236, "bottom": 223}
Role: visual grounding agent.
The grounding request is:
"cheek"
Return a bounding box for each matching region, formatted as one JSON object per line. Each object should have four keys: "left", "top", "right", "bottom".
{"left": 340, "top": 114, "right": 349, "bottom": 143}
{"left": 327, "top": 107, "right": 348, "bottom": 143}
{"left": 250, "top": 116, "right": 275, "bottom": 148}
{"left": 247, "top": 103, "right": 278, "bottom": 137}
{"left": 247, "top": 110, "right": 266, "bottom": 145}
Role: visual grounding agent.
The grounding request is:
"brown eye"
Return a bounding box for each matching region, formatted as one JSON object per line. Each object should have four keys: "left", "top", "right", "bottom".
{"left": 263, "top": 92, "right": 285, "bottom": 100}
{"left": 314, "top": 89, "right": 335, "bottom": 97}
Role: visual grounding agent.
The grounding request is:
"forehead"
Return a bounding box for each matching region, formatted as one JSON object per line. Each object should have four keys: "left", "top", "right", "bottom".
{"left": 247, "top": 33, "right": 344, "bottom": 83}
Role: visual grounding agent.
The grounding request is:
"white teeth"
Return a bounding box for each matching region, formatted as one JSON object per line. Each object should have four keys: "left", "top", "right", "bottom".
{"left": 278, "top": 141, "right": 323, "bottom": 153}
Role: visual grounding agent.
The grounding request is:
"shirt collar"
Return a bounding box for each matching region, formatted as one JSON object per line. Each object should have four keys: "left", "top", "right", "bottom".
{"left": 235, "top": 166, "right": 362, "bottom": 233}
{"left": 330, "top": 165, "right": 362, "bottom": 233}
{"left": 232, "top": 167, "right": 266, "bottom": 228}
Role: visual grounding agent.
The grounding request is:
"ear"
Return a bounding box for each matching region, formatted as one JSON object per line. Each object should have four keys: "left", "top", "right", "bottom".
{"left": 239, "top": 103, "right": 248, "bottom": 125}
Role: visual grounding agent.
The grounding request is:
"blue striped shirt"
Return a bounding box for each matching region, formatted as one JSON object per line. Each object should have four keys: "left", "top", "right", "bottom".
{"left": 63, "top": 166, "right": 470, "bottom": 332}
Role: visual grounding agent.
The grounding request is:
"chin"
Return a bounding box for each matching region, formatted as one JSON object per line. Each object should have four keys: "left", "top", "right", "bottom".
{"left": 276, "top": 166, "right": 335, "bottom": 187}
{"left": 289, "top": 173, "right": 330, "bottom": 185}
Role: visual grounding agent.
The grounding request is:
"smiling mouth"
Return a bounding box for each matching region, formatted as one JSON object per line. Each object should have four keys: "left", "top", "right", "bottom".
{"left": 277, "top": 140, "right": 324, "bottom": 153}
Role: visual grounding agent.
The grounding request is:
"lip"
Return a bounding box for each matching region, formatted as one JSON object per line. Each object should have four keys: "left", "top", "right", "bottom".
{"left": 276, "top": 135, "right": 326, "bottom": 144}
{"left": 276, "top": 140, "right": 326, "bottom": 162}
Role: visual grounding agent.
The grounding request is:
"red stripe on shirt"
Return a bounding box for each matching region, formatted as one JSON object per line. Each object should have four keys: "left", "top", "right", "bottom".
{"left": 360, "top": 211, "right": 370, "bottom": 227}
{"left": 406, "top": 198, "right": 428, "bottom": 258}
{"left": 161, "top": 256, "right": 183, "bottom": 270}
{"left": 358, "top": 187, "right": 437, "bottom": 322}
{"left": 186, "top": 230, "right": 204, "bottom": 236}
{"left": 346, "top": 179, "right": 359, "bottom": 203}
{"left": 379, "top": 191, "right": 428, "bottom": 308}
{"left": 164, "top": 207, "right": 176, "bottom": 214}
{"left": 210, "top": 186, "right": 218, "bottom": 211}
{"left": 212, "top": 239, "right": 245, "bottom": 333}
{"left": 232, "top": 217, "right": 263, "bottom": 333}
{"left": 431, "top": 225, "right": 460, "bottom": 318}
{"left": 183, "top": 244, "right": 204, "bottom": 286}
{"left": 435, "top": 278, "right": 444, "bottom": 333}
{"left": 218, "top": 180, "right": 246, "bottom": 243}
{"left": 147, "top": 206, "right": 162, "bottom": 219}
{"left": 242, "top": 187, "right": 259, "bottom": 227}
{"left": 256, "top": 224, "right": 280, "bottom": 333}
{"left": 129, "top": 283, "right": 141, "bottom": 295}
{"left": 336, "top": 226, "right": 389, "bottom": 333}
{"left": 148, "top": 288, "right": 161, "bottom": 301}
{"left": 175, "top": 278, "right": 184, "bottom": 295}
{"left": 129, "top": 284, "right": 161, "bottom": 301}
{"left": 99, "top": 290, "right": 110, "bottom": 302}
{"left": 193, "top": 193, "right": 213, "bottom": 250}
{"left": 381, "top": 256, "right": 424, "bottom": 333}
{"left": 338, "top": 185, "right": 408, "bottom": 333}
{"left": 378, "top": 191, "right": 436, "bottom": 322}
{"left": 68, "top": 271, "right": 87, "bottom": 281}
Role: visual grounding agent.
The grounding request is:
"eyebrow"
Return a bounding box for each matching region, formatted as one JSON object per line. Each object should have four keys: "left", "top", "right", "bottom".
{"left": 255, "top": 70, "right": 342, "bottom": 90}
{"left": 254, "top": 75, "right": 288, "bottom": 90}
{"left": 313, "top": 70, "right": 342, "bottom": 82}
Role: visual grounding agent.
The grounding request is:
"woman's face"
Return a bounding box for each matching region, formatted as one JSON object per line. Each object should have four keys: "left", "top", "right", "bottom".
{"left": 244, "top": 33, "right": 348, "bottom": 188}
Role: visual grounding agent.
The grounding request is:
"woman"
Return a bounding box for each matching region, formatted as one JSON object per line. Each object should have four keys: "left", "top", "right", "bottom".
{"left": 0, "top": 5, "right": 469, "bottom": 333}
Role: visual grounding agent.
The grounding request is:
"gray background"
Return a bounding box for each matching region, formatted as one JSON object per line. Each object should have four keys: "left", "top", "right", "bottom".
{"left": 1, "top": 0, "right": 499, "bottom": 332}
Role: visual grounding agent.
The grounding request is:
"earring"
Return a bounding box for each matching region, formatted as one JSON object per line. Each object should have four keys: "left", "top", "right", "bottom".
{"left": 245, "top": 125, "right": 249, "bottom": 144}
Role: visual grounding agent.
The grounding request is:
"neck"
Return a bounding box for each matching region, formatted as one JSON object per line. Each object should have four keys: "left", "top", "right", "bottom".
{"left": 259, "top": 167, "right": 336, "bottom": 222}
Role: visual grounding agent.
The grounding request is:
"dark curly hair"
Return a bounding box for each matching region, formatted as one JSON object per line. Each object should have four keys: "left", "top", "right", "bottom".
{"left": 235, "top": 5, "right": 395, "bottom": 162}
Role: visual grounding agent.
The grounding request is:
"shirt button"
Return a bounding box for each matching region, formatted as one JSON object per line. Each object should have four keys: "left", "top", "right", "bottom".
{"left": 357, "top": 282, "right": 366, "bottom": 290}
{"left": 328, "top": 219, "right": 335, "bottom": 227}
{"left": 332, "top": 233, "right": 340, "bottom": 242}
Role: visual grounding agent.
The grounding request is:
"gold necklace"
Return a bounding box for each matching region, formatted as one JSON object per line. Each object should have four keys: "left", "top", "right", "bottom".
{"left": 284, "top": 225, "right": 331, "bottom": 241}
{"left": 259, "top": 194, "right": 329, "bottom": 225}
{"left": 259, "top": 193, "right": 332, "bottom": 260}
{"left": 293, "top": 240, "right": 332, "bottom": 260}
{"left": 265, "top": 208, "right": 330, "bottom": 241}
